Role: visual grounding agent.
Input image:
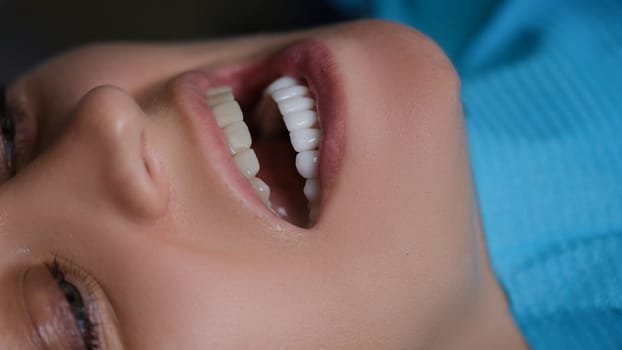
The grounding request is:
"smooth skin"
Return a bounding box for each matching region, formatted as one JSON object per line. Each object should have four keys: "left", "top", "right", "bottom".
{"left": 0, "top": 20, "right": 527, "bottom": 349}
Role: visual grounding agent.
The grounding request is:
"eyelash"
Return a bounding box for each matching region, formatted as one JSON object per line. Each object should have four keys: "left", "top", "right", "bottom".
{"left": 1, "top": 85, "right": 23, "bottom": 178}
{"left": 47, "top": 256, "right": 102, "bottom": 350}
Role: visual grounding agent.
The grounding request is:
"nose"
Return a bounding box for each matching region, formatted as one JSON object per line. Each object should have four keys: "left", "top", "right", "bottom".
{"left": 43, "top": 85, "right": 169, "bottom": 220}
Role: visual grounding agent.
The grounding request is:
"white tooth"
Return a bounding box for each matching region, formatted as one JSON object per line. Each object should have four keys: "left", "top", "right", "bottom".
{"left": 304, "top": 178, "right": 321, "bottom": 203}
{"left": 290, "top": 128, "right": 321, "bottom": 152}
{"left": 206, "top": 86, "right": 233, "bottom": 96}
{"left": 265, "top": 76, "right": 298, "bottom": 95}
{"left": 295, "top": 150, "right": 319, "bottom": 179}
{"left": 283, "top": 110, "right": 318, "bottom": 131}
{"left": 278, "top": 97, "right": 315, "bottom": 115}
{"left": 233, "top": 148, "right": 260, "bottom": 179}
{"left": 223, "top": 121, "right": 252, "bottom": 155}
{"left": 206, "top": 92, "right": 234, "bottom": 107}
{"left": 212, "top": 100, "right": 244, "bottom": 128}
{"left": 249, "top": 177, "right": 271, "bottom": 203}
{"left": 271, "top": 85, "right": 309, "bottom": 102}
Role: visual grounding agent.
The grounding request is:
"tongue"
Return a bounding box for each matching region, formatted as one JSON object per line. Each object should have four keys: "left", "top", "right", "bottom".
{"left": 253, "top": 137, "right": 309, "bottom": 227}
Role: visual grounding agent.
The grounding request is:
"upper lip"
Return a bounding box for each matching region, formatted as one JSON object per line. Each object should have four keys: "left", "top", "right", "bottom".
{"left": 170, "top": 39, "right": 346, "bottom": 228}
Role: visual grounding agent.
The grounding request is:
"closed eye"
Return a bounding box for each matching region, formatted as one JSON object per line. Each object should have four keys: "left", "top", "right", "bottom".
{"left": 0, "top": 84, "right": 16, "bottom": 178}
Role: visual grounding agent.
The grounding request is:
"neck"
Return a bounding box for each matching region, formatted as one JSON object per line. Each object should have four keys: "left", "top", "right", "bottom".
{"left": 435, "top": 208, "right": 529, "bottom": 350}
{"left": 449, "top": 272, "right": 529, "bottom": 350}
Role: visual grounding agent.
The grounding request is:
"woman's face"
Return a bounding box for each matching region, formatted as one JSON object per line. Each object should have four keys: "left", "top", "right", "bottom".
{"left": 0, "top": 20, "right": 480, "bottom": 348}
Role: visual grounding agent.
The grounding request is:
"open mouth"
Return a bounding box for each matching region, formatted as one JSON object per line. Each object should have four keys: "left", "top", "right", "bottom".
{"left": 203, "top": 75, "right": 322, "bottom": 228}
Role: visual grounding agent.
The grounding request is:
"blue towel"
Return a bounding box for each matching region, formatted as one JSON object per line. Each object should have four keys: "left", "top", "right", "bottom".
{"left": 330, "top": 0, "right": 622, "bottom": 348}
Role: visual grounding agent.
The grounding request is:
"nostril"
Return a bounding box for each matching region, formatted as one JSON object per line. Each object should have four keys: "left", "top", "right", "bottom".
{"left": 141, "top": 130, "right": 155, "bottom": 179}
{"left": 143, "top": 155, "right": 155, "bottom": 180}
{"left": 137, "top": 128, "right": 170, "bottom": 219}
{"left": 109, "top": 129, "right": 169, "bottom": 221}
{"left": 70, "top": 84, "right": 169, "bottom": 220}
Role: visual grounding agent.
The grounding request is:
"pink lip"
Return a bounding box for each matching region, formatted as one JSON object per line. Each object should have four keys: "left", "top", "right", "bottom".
{"left": 171, "top": 39, "right": 346, "bottom": 227}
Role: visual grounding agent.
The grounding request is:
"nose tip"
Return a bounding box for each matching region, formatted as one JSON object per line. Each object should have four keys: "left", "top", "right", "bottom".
{"left": 73, "top": 85, "right": 140, "bottom": 147}
{"left": 70, "top": 85, "right": 169, "bottom": 220}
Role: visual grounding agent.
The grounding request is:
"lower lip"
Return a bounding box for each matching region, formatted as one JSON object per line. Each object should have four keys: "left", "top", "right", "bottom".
{"left": 172, "top": 40, "right": 346, "bottom": 225}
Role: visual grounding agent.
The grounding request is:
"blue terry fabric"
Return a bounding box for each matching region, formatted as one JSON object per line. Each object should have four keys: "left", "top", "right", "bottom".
{"left": 330, "top": 0, "right": 622, "bottom": 349}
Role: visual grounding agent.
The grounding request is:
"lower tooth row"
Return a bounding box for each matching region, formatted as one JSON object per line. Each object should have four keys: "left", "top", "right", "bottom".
{"left": 205, "top": 76, "right": 322, "bottom": 221}
{"left": 265, "top": 76, "right": 322, "bottom": 209}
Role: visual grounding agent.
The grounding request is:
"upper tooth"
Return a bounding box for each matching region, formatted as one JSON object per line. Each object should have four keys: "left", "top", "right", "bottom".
{"left": 206, "top": 92, "right": 234, "bottom": 106}
{"left": 211, "top": 100, "right": 244, "bottom": 128}
{"left": 206, "top": 85, "right": 275, "bottom": 210}
{"left": 278, "top": 97, "right": 315, "bottom": 115}
{"left": 289, "top": 128, "right": 321, "bottom": 152}
{"left": 233, "top": 148, "right": 260, "bottom": 179}
{"left": 223, "top": 121, "right": 252, "bottom": 155}
{"left": 283, "top": 110, "right": 318, "bottom": 131}
{"left": 249, "top": 177, "right": 270, "bottom": 203}
{"left": 304, "top": 178, "right": 321, "bottom": 203}
{"left": 295, "top": 150, "right": 319, "bottom": 179}
{"left": 272, "top": 85, "right": 310, "bottom": 102}
{"left": 206, "top": 86, "right": 233, "bottom": 96}
{"left": 265, "top": 76, "right": 298, "bottom": 95}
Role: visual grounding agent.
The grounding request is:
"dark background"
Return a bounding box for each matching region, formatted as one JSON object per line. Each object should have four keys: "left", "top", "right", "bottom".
{"left": 0, "top": 0, "right": 345, "bottom": 82}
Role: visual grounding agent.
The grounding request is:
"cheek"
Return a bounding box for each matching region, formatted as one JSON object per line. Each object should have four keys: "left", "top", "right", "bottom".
{"left": 102, "top": 238, "right": 429, "bottom": 349}
{"left": 100, "top": 248, "right": 339, "bottom": 348}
